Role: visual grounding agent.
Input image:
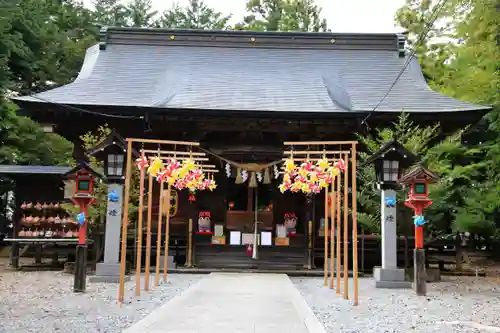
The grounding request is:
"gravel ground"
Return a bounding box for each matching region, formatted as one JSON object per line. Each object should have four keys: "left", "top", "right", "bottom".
{"left": 0, "top": 271, "right": 204, "bottom": 333}
{"left": 292, "top": 276, "right": 500, "bottom": 333}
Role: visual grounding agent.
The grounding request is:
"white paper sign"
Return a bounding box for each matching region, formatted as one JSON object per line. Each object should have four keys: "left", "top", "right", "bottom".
{"left": 261, "top": 232, "right": 272, "bottom": 246}
{"left": 229, "top": 231, "right": 241, "bottom": 245}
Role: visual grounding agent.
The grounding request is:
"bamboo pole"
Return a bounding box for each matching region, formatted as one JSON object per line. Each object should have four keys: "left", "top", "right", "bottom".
{"left": 155, "top": 181, "right": 164, "bottom": 287}
{"left": 351, "top": 145, "right": 359, "bottom": 306}
{"left": 336, "top": 175, "right": 341, "bottom": 295}
{"left": 187, "top": 218, "right": 193, "bottom": 267}
{"left": 118, "top": 140, "right": 133, "bottom": 305}
{"left": 163, "top": 186, "right": 171, "bottom": 282}
{"left": 144, "top": 174, "right": 153, "bottom": 291}
{"left": 343, "top": 153, "right": 349, "bottom": 300}
{"left": 329, "top": 179, "right": 336, "bottom": 289}
{"left": 135, "top": 159, "right": 146, "bottom": 296}
{"left": 324, "top": 188, "right": 329, "bottom": 286}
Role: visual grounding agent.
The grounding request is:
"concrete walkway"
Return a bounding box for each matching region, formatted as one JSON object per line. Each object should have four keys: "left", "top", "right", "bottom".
{"left": 123, "top": 273, "right": 327, "bottom": 333}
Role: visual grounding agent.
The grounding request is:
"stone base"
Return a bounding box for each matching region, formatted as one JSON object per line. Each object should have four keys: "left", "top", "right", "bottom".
{"left": 374, "top": 267, "right": 412, "bottom": 289}
{"left": 90, "top": 262, "right": 129, "bottom": 283}
{"left": 159, "top": 256, "right": 176, "bottom": 270}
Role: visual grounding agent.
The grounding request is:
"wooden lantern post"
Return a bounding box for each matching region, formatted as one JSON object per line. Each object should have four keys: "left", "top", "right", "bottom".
{"left": 63, "top": 163, "right": 101, "bottom": 293}
{"left": 400, "top": 165, "right": 439, "bottom": 296}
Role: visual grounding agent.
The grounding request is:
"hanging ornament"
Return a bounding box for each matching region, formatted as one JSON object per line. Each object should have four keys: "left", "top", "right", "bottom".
{"left": 284, "top": 158, "right": 296, "bottom": 172}
{"left": 273, "top": 165, "right": 279, "bottom": 179}
{"left": 156, "top": 169, "right": 168, "bottom": 183}
{"left": 108, "top": 190, "right": 119, "bottom": 202}
{"left": 235, "top": 168, "right": 243, "bottom": 184}
{"left": 385, "top": 196, "right": 397, "bottom": 208}
{"left": 76, "top": 212, "right": 86, "bottom": 225}
{"left": 241, "top": 170, "right": 248, "bottom": 183}
{"left": 263, "top": 168, "right": 271, "bottom": 184}
{"left": 135, "top": 155, "right": 149, "bottom": 170}
{"left": 317, "top": 156, "right": 330, "bottom": 170}
{"left": 256, "top": 172, "right": 263, "bottom": 183}
{"left": 147, "top": 157, "right": 163, "bottom": 176}
{"left": 225, "top": 163, "right": 231, "bottom": 178}
{"left": 249, "top": 172, "right": 258, "bottom": 188}
{"left": 335, "top": 158, "right": 346, "bottom": 172}
{"left": 413, "top": 215, "right": 425, "bottom": 226}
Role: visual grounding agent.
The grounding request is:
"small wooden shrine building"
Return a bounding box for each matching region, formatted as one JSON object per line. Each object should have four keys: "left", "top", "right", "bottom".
{"left": 12, "top": 27, "right": 489, "bottom": 270}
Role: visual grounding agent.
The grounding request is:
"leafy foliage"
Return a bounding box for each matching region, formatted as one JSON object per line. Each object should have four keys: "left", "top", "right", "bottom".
{"left": 61, "top": 125, "right": 140, "bottom": 228}
{"left": 159, "top": 0, "right": 231, "bottom": 29}
{"left": 238, "top": 0, "right": 327, "bottom": 31}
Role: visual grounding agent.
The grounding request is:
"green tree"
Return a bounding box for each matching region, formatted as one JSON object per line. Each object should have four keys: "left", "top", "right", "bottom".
{"left": 93, "top": 0, "right": 130, "bottom": 27}
{"left": 6, "top": 0, "right": 96, "bottom": 95}
{"left": 159, "top": 0, "right": 231, "bottom": 29}
{"left": 239, "top": 0, "right": 327, "bottom": 31}
{"left": 126, "top": 0, "right": 158, "bottom": 27}
{"left": 357, "top": 114, "right": 484, "bottom": 238}
{"left": 61, "top": 125, "right": 140, "bottom": 227}
{"left": 0, "top": 0, "right": 94, "bottom": 168}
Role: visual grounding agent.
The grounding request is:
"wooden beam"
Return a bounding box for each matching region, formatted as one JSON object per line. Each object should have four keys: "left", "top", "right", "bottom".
{"left": 154, "top": 156, "right": 210, "bottom": 162}
{"left": 142, "top": 149, "right": 206, "bottom": 156}
{"left": 284, "top": 141, "right": 358, "bottom": 145}
{"left": 283, "top": 150, "right": 351, "bottom": 155}
{"left": 126, "top": 138, "right": 200, "bottom": 146}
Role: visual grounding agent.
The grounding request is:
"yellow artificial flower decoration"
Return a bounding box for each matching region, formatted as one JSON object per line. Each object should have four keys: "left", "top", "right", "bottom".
{"left": 147, "top": 157, "right": 163, "bottom": 176}
{"left": 298, "top": 167, "right": 308, "bottom": 177}
{"left": 318, "top": 157, "right": 330, "bottom": 170}
{"left": 331, "top": 167, "right": 340, "bottom": 177}
{"left": 319, "top": 179, "right": 328, "bottom": 188}
{"left": 183, "top": 158, "right": 196, "bottom": 171}
{"left": 283, "top": 173, "right": 291, "bottom": 183}
{"left": 178, "top": 168, "right": 189, "bottom": 179}
{"left": 167, "top": 177, "right": 176, "bottom": 185}
{"left": 310, "top": 172, "right": 318, "bottom": 182}
{"left": 284, "top": 158, "right": 296, "bottom": 172}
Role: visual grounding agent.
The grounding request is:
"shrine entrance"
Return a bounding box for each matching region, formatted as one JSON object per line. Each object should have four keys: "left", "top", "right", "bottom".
{"left": 117, "top": 137, "right": 359, "bottom": 307}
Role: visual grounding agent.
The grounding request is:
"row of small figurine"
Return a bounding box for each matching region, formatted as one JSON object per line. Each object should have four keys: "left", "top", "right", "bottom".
{"left": 18, "top": 228, "right": 78, "bottom": 238}
{"left": 21, "top": 215, "right": 77, "bottom": 225}
{"left": 20, "top": 202, "right": 64, "bottom": 210}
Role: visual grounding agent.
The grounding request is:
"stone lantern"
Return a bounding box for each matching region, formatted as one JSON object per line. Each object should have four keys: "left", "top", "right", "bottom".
{"left": 365, "top": 139, "right": 418, "bottom": 288}
{"left": 87, "top": 129, "right": 138, "bottom": 283}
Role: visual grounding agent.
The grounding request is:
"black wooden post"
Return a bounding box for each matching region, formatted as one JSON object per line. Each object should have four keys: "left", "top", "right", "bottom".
{"left": 414, "top": 248, "right": 426, "bottom": 296}
{"left": 10, "top": 242, "right": 19, "bottom": 269}
{"left": 73, "top": 244, "right": 87, "bottom": 292}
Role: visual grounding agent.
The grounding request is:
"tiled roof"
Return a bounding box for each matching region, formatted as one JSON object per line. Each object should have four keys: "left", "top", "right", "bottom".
{"left": 13, "top": 28, "right": 490, "bottom": 114}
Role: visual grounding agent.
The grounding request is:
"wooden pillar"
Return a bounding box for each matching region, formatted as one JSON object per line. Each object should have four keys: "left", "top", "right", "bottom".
{"left": 414, "top": 248, "right": 426, "bottom": 296}
{"left": 351, "top": 147, "right": 359, "bottom": 306}
{"left": 118, "top": 140, "right": 133, "bottom": 305}
{"left": 306, "top": 195, "right": 313, "bottom": 269}
{"left": 144, "top": 175, "right": 153, "bottom": 291}
{"left": 186, "top": 218, "right": 193, "bottom": 267}
{"left": 330, "top": 179, "right": 336, "bottom": 290}
{"left": 343, "top": 156, "right": 349, "bottom": 300}
{"left": 323, "top": 189, "right": 329, "bottom": 286}
{"left": 247, "top": 187, "right": 253, "bottom": 212}
{"left": 135, "top": 163, "right": 145, "bottom": 296}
